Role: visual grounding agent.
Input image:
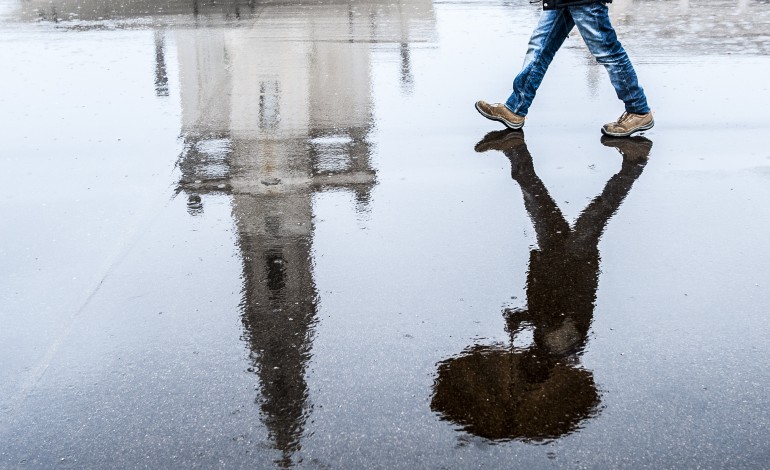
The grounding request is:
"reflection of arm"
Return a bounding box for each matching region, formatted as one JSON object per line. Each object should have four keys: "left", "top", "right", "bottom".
{"left": 504, "top": 306, "right": 533, "bottom": 338}
{"left": 571, "top": 159, "right": 647, "bottom": 250}
{"left": 504, "top": 145, "right": 570, "bottom": 250}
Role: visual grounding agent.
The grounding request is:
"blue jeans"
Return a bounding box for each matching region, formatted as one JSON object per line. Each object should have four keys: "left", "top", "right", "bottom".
{"left": 505, "top": 2, "right": 650, "bottom": 116}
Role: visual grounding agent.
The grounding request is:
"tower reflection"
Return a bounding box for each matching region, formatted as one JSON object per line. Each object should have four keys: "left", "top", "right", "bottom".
{"left": 431, "top": 131, "right": 652, "bottom": 442}
{"left": 170, "top": 2, "right": 435, "bottom": 466}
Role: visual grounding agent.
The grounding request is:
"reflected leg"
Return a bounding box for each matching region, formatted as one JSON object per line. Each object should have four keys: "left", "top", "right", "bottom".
{"left": 502, "top": 141, "right": 571, "bottom": 249}
{"left": 571, "top": 137, "right": 651, "bottom": 250}
{"left": 474, "top": 130, "right": 570, "bottom": 248}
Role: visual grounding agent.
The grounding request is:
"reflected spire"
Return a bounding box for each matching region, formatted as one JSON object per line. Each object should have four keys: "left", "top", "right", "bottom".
{"left": 399, "top": 43, "right": 415, "bottom": 94}
{"left": 236, "top": 202, "right": 318, "bottom": 467}
{"left": 431, "top": 131, "right": 652, "bottom": 442}
{"left": 154, "top": 31, "right": 170, "bottom": 97}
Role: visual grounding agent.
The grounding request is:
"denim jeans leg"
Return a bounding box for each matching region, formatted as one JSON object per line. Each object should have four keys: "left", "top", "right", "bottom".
{"left": 570, "top": 3, "right": 650, "bottom": 114}
{"left": 505, "top": 9, "right": 574, "bottom": 117}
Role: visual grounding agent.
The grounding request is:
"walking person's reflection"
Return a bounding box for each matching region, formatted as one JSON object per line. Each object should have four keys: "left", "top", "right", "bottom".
{"left": 431, "top": 131, "right": 652, "bottom": 441}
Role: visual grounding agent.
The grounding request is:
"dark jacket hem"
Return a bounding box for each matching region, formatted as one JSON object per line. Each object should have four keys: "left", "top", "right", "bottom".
{"left": 542, "top": 0, "right": 611, "bottom": 11}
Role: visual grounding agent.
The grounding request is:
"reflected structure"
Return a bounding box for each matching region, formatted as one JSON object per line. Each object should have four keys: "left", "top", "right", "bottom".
{"left": 19, "top": 0, "right": 260, "bottom": 22}
{"left": 607, "top": 0, "right": 770, "bottom": 56}
{"left": 13, "top": 0, "right": 434, "bottom": 463}
{"left": 18, "top": 0, "right": 770, "bottom": 56}
{"left": 431, "top": 132, "right": 652, "bottom": 442}
{"left": 167, "top": 2, "right": 435, "bottom": 467}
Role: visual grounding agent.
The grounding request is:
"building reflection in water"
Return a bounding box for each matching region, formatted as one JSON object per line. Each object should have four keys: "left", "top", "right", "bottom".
{"left": 21, "top": 0, "right": 256, "bottom": 22}
{"left": 431, "top": 131, "right": 652, "bottom": 442}
{"left": 14, "top": 0, "right": 434, "bottom": 462}
{"left": 163, "top": 1, "right": 435, "bottom": 466}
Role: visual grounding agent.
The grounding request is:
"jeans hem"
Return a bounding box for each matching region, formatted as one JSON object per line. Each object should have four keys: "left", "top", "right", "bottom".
{"left": 625, "top": 106, "right": 651, "bottom": 115}
{"left": 504, "top": 102, "right": 525, "bottom": 117}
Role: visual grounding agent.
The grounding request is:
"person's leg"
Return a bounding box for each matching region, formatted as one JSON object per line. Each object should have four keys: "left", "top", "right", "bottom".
{"left": 570, "top": 2, "right": 649, "bottom": 114}
{"left": 505, "top": 9, "right": 575, "bottom": 116}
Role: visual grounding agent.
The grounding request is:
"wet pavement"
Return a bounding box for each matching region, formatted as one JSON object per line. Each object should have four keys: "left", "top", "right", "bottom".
{"left": 1, "top": 0, "right": 770, "bottom": 467}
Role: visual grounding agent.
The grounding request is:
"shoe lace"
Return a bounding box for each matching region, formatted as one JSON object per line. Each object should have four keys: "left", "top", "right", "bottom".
{"left": 617, "top": 112, "right": 630, "bottom": 123}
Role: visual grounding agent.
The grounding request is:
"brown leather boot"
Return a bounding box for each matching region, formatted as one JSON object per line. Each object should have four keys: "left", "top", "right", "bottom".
{"left": 601, "top": 111, "right": 654, "bottom": 137}
{"left": 475, "top": 100, "right": 525, "bottom": 130}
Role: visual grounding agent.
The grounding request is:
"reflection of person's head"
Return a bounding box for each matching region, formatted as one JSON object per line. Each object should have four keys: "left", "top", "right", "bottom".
{"left": 431, "top": 132, "right": 653, "bottom": 442}
{"left": 431, "top": 345, "right": 600, "bottom": 441}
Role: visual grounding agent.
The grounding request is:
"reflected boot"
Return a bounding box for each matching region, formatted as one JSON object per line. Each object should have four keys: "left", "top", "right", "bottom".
{"left": 602, "top": 135, "right": 651, "bottom": 177}
{"left": 601, "top": 111, "right": 654, "bottom": 137}
{"left": 475, "top": 101, "right": 525, "bottom": 129}
{"left": 601, "top": 135, "right": 652, "bottom": 162}
{"left": 474, "top": 130, "right": 532, "bottom": 179}
{"left": 474, "top": 129, "right": 525, "bottom": 153}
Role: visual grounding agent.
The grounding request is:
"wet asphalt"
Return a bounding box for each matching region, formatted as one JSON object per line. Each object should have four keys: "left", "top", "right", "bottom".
{"left": 1, "top": 0, "right": 770, "bottom": 468}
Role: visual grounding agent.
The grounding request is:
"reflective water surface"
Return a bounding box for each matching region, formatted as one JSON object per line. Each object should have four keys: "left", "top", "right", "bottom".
{"left": 1, "top": 0, "right": 770, "bottom": 467}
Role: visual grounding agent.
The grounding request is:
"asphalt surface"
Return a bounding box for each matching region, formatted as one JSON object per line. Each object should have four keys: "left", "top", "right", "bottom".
{"left": 1, "top": 0, "right": 770, "bottom": 467}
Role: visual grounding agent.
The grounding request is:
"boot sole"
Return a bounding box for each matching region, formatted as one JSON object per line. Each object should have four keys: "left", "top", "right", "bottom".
{"left": 475, "top": 102, "right": 525, "bottom": 130}
{"left": 601, "top": 119, "right": 654, "bottom": 137}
